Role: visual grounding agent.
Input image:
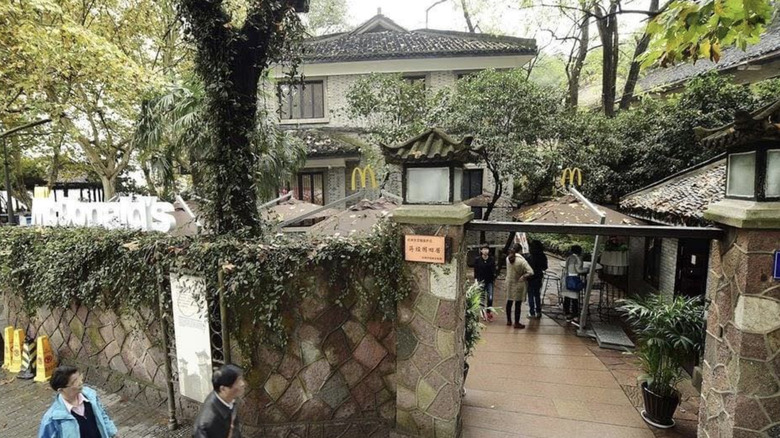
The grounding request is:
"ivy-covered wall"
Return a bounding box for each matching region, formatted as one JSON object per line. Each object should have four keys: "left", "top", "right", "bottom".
{"left": 0, "top": 225, "right": 409, "bottom": 436}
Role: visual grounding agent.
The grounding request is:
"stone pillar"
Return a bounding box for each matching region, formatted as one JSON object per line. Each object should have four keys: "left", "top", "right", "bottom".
{"left": 393, "top": 204, "right": 472, "bottom": 438}
{"left": 699, "top": 200, "right": 780, "bottom": 437}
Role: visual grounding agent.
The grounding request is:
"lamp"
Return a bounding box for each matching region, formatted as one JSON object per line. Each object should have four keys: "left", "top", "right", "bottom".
{"left": 382, "top": 129, "right": 480, "bottom": 205}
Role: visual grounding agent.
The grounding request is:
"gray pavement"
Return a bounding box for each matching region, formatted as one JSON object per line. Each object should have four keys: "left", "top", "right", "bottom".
{"left": 0, "top": 370, "right": 191, "bottom": 438}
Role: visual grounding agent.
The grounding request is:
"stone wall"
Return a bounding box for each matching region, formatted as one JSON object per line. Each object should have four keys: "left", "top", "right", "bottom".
{"left": 3, "top": 296, "right": 201, "bottom": 421}
{"left": 393, "top": 210, "right": 469, "bottom": 438}
{"left": 239, "top": 273, "right": 397, "bottom": 437}
{"left": 3, "top": 269, "right": 398, "bottom": 437}
{"left": 698, "top": 230, "right": 780, "bottom": 437}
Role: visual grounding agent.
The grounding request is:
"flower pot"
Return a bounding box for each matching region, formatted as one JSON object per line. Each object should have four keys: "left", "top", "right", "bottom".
{"left": 640, "top": 382, "right": 680, "bottom": 429}
{"left": 601, "top": 250, "right": 628, "bottom": 275}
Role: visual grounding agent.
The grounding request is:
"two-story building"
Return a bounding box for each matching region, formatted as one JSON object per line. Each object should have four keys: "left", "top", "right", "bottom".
{"left": 266, "top": 13, "right": 537, "bottom": 206}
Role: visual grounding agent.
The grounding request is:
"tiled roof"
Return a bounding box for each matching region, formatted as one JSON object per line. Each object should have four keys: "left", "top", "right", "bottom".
{"left": 381, "top": 128, "right": 481, "bottom": 164}
{"left": 464, "top": 192, "right": 515, "bottom": 208}
{"left": 638, "top": 21, "right": 780, "bottom": 93}
{"left": 293, "top": 130, "right": 367, "bottom": 157}
{"left": 302, "top": 15, "right": 536, "bottom": 64}
{"left": 310, "top": 198, "right": 399, "bottom": 237}
{"left": 513, "top": 195, "right": 645, "bottom": 226}
{"left": 619, "top": 156, "right": 726, "bottom": 226}
{"left": 695, "top": 99, "right": 780, "bottom": 149}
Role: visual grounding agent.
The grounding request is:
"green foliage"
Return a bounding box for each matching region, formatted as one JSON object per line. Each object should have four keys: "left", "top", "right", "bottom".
{"left": 305, "top": 0, "right": 351, "bottom": 35}
{"left": 528, "top": 233, "right": 594, "bottom": 258}
{"left": 0, "top": 223, "right": 410, "bottom": 354}
{"left": 619, "top": 295, "right": 706, "bottom": 397}
{"left": 643, "top": 0, "right": 775, "bottom": 66}
{"left": 464, "top": 280, "right": 486, "bottom": 358}
{"left": 179, "top": 0, "right": 306, "bottom": 236}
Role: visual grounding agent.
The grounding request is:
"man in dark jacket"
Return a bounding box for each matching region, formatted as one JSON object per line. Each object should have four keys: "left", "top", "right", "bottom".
{"left": 193, "top": 364, "right": 246, "bottom": 438}
{"left": 474, "top": 243, "right": 497, "bottom": 321}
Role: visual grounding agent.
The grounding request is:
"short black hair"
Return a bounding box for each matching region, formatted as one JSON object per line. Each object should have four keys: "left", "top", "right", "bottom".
{"left": 529, "top": 240, "right": 544, "bottom": 254}
{"left": 571, "top": 245, "right": 583, "bottom": 255}
{"left": 212, "top": 364, "right": 243, "bottom": 392}
{"left": 480, "top": 243, "right": 490, "bottom": 250}
{"left": 50, "top": 365, "right": 79, "bottom": 391}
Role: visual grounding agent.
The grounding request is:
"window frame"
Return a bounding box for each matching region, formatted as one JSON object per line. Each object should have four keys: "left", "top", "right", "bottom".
{"left": 277, "top": 79, "right": 327, "bottom": 123}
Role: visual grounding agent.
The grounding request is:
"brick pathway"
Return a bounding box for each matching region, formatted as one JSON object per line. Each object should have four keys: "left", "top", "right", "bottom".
{"left": 0, "top": 371, "right": 191, "bottom": 438}
{"left": 461, "top": 261, "right": 699, "bottom": 438}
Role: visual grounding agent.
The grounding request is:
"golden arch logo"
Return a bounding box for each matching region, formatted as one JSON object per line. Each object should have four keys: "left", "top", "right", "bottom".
{"left": 560, "top": 167, "right": 583, "bottom": 188}
{"left": 351, "top": 165, "right": 378, "bottom": 191}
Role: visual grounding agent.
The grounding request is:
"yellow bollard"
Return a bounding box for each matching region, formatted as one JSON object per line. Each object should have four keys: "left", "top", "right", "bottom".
{"left": 10, "top": 329, "right": 23, "bottom": 373}
{"left": 2, "top": 326, "right": 13, "bottom": 370}
{"left": 34, "top": 336, "right": 57, "bottom": 382}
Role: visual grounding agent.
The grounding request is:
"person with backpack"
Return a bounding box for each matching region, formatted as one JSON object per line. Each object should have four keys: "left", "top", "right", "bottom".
{"left": 525, "top": 240, "right": 548, "bottom": 319}
{"left": 505, "top": 245, "right": 534, "bottom": 329}
{"left": 563, "top": 245, "right": 589, "bottom": 322}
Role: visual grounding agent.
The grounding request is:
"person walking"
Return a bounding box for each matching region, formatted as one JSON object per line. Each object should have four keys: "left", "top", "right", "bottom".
{"left": 473, "top": 243, "right": 497, "bottom": 322}
{"left": 193, "top": 364, "right": 247, "bottom": 438}
{"left": 564, "top": 245, "right": 589, "bottom": 322}
{"left": 526, "top": 240, "right": 548, "bottom": 319}
{"left": 38, "top": 366, "right": 118, "bottom": 438}
{"left": 505, "top": 245, "right": 534, "bottom": 329}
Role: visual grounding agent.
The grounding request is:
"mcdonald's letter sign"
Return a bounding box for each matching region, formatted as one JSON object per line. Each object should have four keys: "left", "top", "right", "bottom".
{"left": 560, "top": 168, "right": 583, "bottom": 188}
{"left": 351, "top": 166, "right": 378, "bottom": 191}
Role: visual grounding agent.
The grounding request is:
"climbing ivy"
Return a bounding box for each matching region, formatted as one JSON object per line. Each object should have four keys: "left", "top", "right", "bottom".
{"left": 0, "top": 223, "right": 410, "bottom": 350}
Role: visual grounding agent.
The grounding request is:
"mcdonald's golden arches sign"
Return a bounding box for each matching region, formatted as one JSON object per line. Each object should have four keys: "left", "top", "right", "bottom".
{"left": 560, "top": 167, "right": 583, "bottom": 187}
{"left": 351, "top": 165, "right": 378, "bottom": 191}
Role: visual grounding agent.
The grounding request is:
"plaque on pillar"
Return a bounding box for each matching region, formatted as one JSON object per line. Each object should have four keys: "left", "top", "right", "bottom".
{"left": 403, "top": 235, "right": 451, "bottom": 263}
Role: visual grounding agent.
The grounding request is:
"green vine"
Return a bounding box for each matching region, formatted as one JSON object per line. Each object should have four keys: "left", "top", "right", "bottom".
{"left": 0, "top": 223, "right": 411, "bottom": 354}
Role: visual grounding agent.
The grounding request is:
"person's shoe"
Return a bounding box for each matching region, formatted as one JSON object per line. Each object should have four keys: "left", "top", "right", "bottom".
{"left": 513, "top": 323, "right": 526, "bottom": 329}
{"left": 565, "top": 315, "right": 573, "bottom": 322}
{"left": 535, "top": 314, "right": 543, "bottom": 319}
{"left": 487, "top": 312, "right": 494, "bottom": 322}
{"left": 506, "top": 320, "right": 513, "bottom": 326}
{"left": 528, "top": 312, "right": 535, "bottom": 318}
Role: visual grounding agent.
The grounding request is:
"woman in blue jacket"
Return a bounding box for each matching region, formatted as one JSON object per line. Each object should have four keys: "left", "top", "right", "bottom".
{"left": 38, "top": 366, "right": 118, "bottom": 438}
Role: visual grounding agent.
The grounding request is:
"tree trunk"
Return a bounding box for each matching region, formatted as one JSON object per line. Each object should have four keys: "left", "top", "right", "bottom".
{"left": 566, "top": 11, "right": 590, "bottom": 108}
{"left": 47, "top": 135, "right": 64, "bottom": 190}
{"left": 619, "top": 0, "right": 660, "bottom": 110}
{"left": 460, "top": 0, "right": 476, "bottom": 33}
{"left": 101, "top": 175, "right": 117, "bottom": 200}
{"left": 594, "top": 2, "right": 619, "bottom": 117}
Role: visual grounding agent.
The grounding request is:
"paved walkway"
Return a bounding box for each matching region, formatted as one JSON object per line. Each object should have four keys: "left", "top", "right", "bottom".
{"left": 0, "top": 372, "right": 190, "bottom": 438}
{"left": 461, "top": 264, "right": 700, "bottom": 438}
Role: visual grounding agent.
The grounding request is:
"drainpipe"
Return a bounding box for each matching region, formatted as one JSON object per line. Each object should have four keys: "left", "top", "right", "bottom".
{"left": 568, "top": 187, "right": 606, "bottom": 337}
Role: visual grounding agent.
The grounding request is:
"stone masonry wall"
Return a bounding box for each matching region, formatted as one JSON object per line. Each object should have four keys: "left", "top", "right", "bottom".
{"left": 395, "top": 224, "right": 467, "bottom": 437}
{"left": 698, "top": 230, "right": 780, "bottom": 437}
{"left": 239, "top": 273, "right": 396, "bottom": 437}
{"left": 3, "top": 268, "right": 398, "bottom": 438}
{"left": 3, "top": 296, "right": 201, "bottom": 421}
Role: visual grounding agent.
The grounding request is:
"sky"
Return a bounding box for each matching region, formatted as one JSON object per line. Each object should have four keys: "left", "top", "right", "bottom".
{"left": 339, "top": 0, "right": 654, "bottom": 56}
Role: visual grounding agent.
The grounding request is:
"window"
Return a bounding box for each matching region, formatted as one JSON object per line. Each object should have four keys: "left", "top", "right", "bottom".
{"left": 406, "top": 167, "right": 450, "bottom": 203}
{"left": 766, "top": 149, "right": 780, "bottom": 198}
{"left": 403, "top": 75, "right": 427, "bottom": 89}
{"left": 644, "top": 237, "right": 662, "bottom": 289}
{"left": 278, "top": 81, "right": 325, "bottom": 120}
{"left": 461, "top": 169, "right": 484, "bottom": 200}
{"left": 726, "top": 151, "right": 756, "bottom": 198}
{"left": 295, "top": 172, "right": 325, "bottom": 205}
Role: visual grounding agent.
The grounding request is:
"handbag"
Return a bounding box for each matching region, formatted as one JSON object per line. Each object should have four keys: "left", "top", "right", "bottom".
{"left": 565, "top": 275, "right": 584, "bottom": 292}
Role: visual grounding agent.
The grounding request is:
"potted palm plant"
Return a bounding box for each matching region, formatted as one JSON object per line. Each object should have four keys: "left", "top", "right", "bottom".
{"left": 619, "top": 294, "right": 705, "bottom": 429}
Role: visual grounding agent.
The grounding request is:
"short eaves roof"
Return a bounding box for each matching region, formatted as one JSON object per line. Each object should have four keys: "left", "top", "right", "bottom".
{"left": 302, "top": 15, "right": 536, "bottom": 64}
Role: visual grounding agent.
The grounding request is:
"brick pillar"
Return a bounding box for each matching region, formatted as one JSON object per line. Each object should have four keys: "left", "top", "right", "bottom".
{"left": 393, "top": 204, "right": 472, "bottom": 438}
{"left": 699, "top": 200, "right": 780, "bottom": 437}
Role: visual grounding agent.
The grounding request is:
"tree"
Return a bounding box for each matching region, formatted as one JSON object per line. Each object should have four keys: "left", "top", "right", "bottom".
{"left": 620, "top": 0, "right": 663, "bottom": 109}
{"left": 0, "top": 0, "right": 176, "bottom": 199}
{"left": 134, "top": 79, "right": 307, "bottom": 201}
{"left": 178, "top": 0, "right": 307, "bottom": 235}
{"left": 305, "top": 0, "right": 350, "bottom": 35}
{"left": 643, "top": 0, "right": 775, "bottom": 66}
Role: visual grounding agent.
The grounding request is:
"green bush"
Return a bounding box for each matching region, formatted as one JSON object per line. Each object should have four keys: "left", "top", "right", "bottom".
{"left": 528, "top": 233, "right": 594, "bottom": 258}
